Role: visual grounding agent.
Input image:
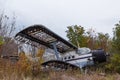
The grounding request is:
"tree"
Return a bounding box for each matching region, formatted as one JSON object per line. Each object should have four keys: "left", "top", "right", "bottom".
{"left": 66, "top": 25, "right": 87, "bottom": 47}
{"left": 97, "top": 33, "right": 109, "bottom": 51}
{"left": 0, "top": 12, "right": 17, "bottom": 56}
{"left": 106, "top": 21, "right": 120, "bottom": 73}
{"left": 87, "top": 28, "right": 96, "bottom": 49}
{"left": 112, "top": 21, "right": 120, "bottom": 53}
{"left": 87, "top": 28, "right": 109, "bottom": 50}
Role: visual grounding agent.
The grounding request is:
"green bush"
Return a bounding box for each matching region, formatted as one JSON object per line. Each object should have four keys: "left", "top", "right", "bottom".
{"left": 106, "top": 53, "right": 120, "bottom": 73}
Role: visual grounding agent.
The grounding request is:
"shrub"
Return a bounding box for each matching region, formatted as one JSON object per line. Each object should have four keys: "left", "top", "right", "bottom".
{"left": 106, "top": 53, "right": 120, "bottom": 73}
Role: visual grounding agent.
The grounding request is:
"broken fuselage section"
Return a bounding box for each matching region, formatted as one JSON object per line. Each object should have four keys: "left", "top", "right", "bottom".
{"left": 15, "top": 25, "right": 107, "bottom": 70}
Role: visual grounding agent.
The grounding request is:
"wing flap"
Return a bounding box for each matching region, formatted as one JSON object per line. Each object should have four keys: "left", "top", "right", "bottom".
{"left": 15, "top": 25, "right": 77, "bottom": 53}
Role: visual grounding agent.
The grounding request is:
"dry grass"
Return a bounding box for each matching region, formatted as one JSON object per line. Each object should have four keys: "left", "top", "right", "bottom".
{"left": 1, "top": 70, "right": 120, "bottom": 80}
{"left": 0, "top": 59, "right": 120, "bottom": 80}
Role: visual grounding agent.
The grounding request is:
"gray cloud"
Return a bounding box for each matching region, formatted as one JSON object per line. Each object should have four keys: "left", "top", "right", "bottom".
{"left": 1, "top": 0, "right": 120, "bottom": 39}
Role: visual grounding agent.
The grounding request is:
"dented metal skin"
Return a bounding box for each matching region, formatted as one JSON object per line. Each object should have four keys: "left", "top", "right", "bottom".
{"left": 15, "top": 25, "right": 107, "bottom": 70}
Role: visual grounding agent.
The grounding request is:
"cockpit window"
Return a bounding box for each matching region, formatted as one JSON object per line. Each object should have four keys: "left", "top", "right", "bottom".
{"left": 77, "top": 47, "right": 91, "bottom": 54}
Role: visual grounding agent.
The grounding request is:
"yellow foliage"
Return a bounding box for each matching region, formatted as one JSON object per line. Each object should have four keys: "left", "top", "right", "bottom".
{"left": 16, "top": 52, "right": 32, "bottom": 75}
{"left": 36, "top": 49, "right": 45, "bottom": 63}
{"left": 36, "top": 49, "right": 44, "bottom": 57}
{"left": 15, "top": 49, "right": 45, "bottom": 75}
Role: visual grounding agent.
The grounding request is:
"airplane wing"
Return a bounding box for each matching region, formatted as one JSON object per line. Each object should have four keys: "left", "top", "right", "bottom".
{"left": 15, "top": 25, "right": 77, "bottom": 53}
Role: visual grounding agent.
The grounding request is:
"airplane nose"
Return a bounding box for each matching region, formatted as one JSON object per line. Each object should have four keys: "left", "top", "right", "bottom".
{"left": 92, "top": 49, "right": 107, "bottom": 63}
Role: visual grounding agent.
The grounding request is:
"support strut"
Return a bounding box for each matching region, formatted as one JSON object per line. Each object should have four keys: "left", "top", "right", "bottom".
{"left": 51, "top": 42, "right": 60, "bottom": 60}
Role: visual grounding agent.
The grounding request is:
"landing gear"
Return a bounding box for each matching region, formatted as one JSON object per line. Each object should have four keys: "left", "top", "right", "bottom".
{"left": 41, "top": 60, "right": 80, "bottom": 71}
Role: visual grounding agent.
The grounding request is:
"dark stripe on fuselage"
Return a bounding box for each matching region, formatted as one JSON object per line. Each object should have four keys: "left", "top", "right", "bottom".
{"left": 65, "top": 56, "right": 92, "bottom": 62}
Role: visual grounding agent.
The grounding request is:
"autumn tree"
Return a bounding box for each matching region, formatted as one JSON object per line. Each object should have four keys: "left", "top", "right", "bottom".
{"left": 0, "top": 12, "right": 17, "bottom": 56}
{"left": 66, "top": 25, "right": 88, "bottom": 47}
{"left": 96, "top": 33, "right": 109, "bottom": 51}
{"left": 87, "top": 28, "right": 109, "bottom": 50}
{"left": 87, "top": 28, "right": 97, "bottom": 49}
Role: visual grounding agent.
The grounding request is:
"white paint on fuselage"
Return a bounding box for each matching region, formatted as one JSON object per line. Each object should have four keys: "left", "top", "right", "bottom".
{"left": 61, "top": 49, "right": 94, "bottom": 68}
{"left": 43, "top": 48, "right": 94, "bottom": 68}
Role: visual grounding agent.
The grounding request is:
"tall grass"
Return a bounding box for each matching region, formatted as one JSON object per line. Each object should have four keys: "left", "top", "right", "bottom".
{"left": 0, "top": 58, "right": 120, "bottom": 80}
{"left": 1, "top": 70, "right": 120, "bottom": 80}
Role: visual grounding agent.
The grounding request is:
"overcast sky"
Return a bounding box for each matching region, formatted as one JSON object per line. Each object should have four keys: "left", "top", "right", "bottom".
{"left": 1, "top": 0, "right": 120, "bottom": 39}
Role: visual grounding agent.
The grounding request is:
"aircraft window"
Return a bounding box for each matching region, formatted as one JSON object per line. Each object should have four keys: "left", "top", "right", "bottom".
{"left": 77, "top": 48, "right": 91, "bottom": 54}
{"left": 72, "top": 56, "right": 75, "bottom": 58}
{"left": 64, "top": 57, "right": 67, "bottom": 60}
{"left": 68, "top": 56, "right": 71, "bottom": 59}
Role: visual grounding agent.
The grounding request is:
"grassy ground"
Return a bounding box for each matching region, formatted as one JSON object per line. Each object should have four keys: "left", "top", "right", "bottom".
{"left": 0, "top": 59, "right": 119, "bottom": 80}
{"left": 0, "top": 69, "right": 120, "bottom": 80}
